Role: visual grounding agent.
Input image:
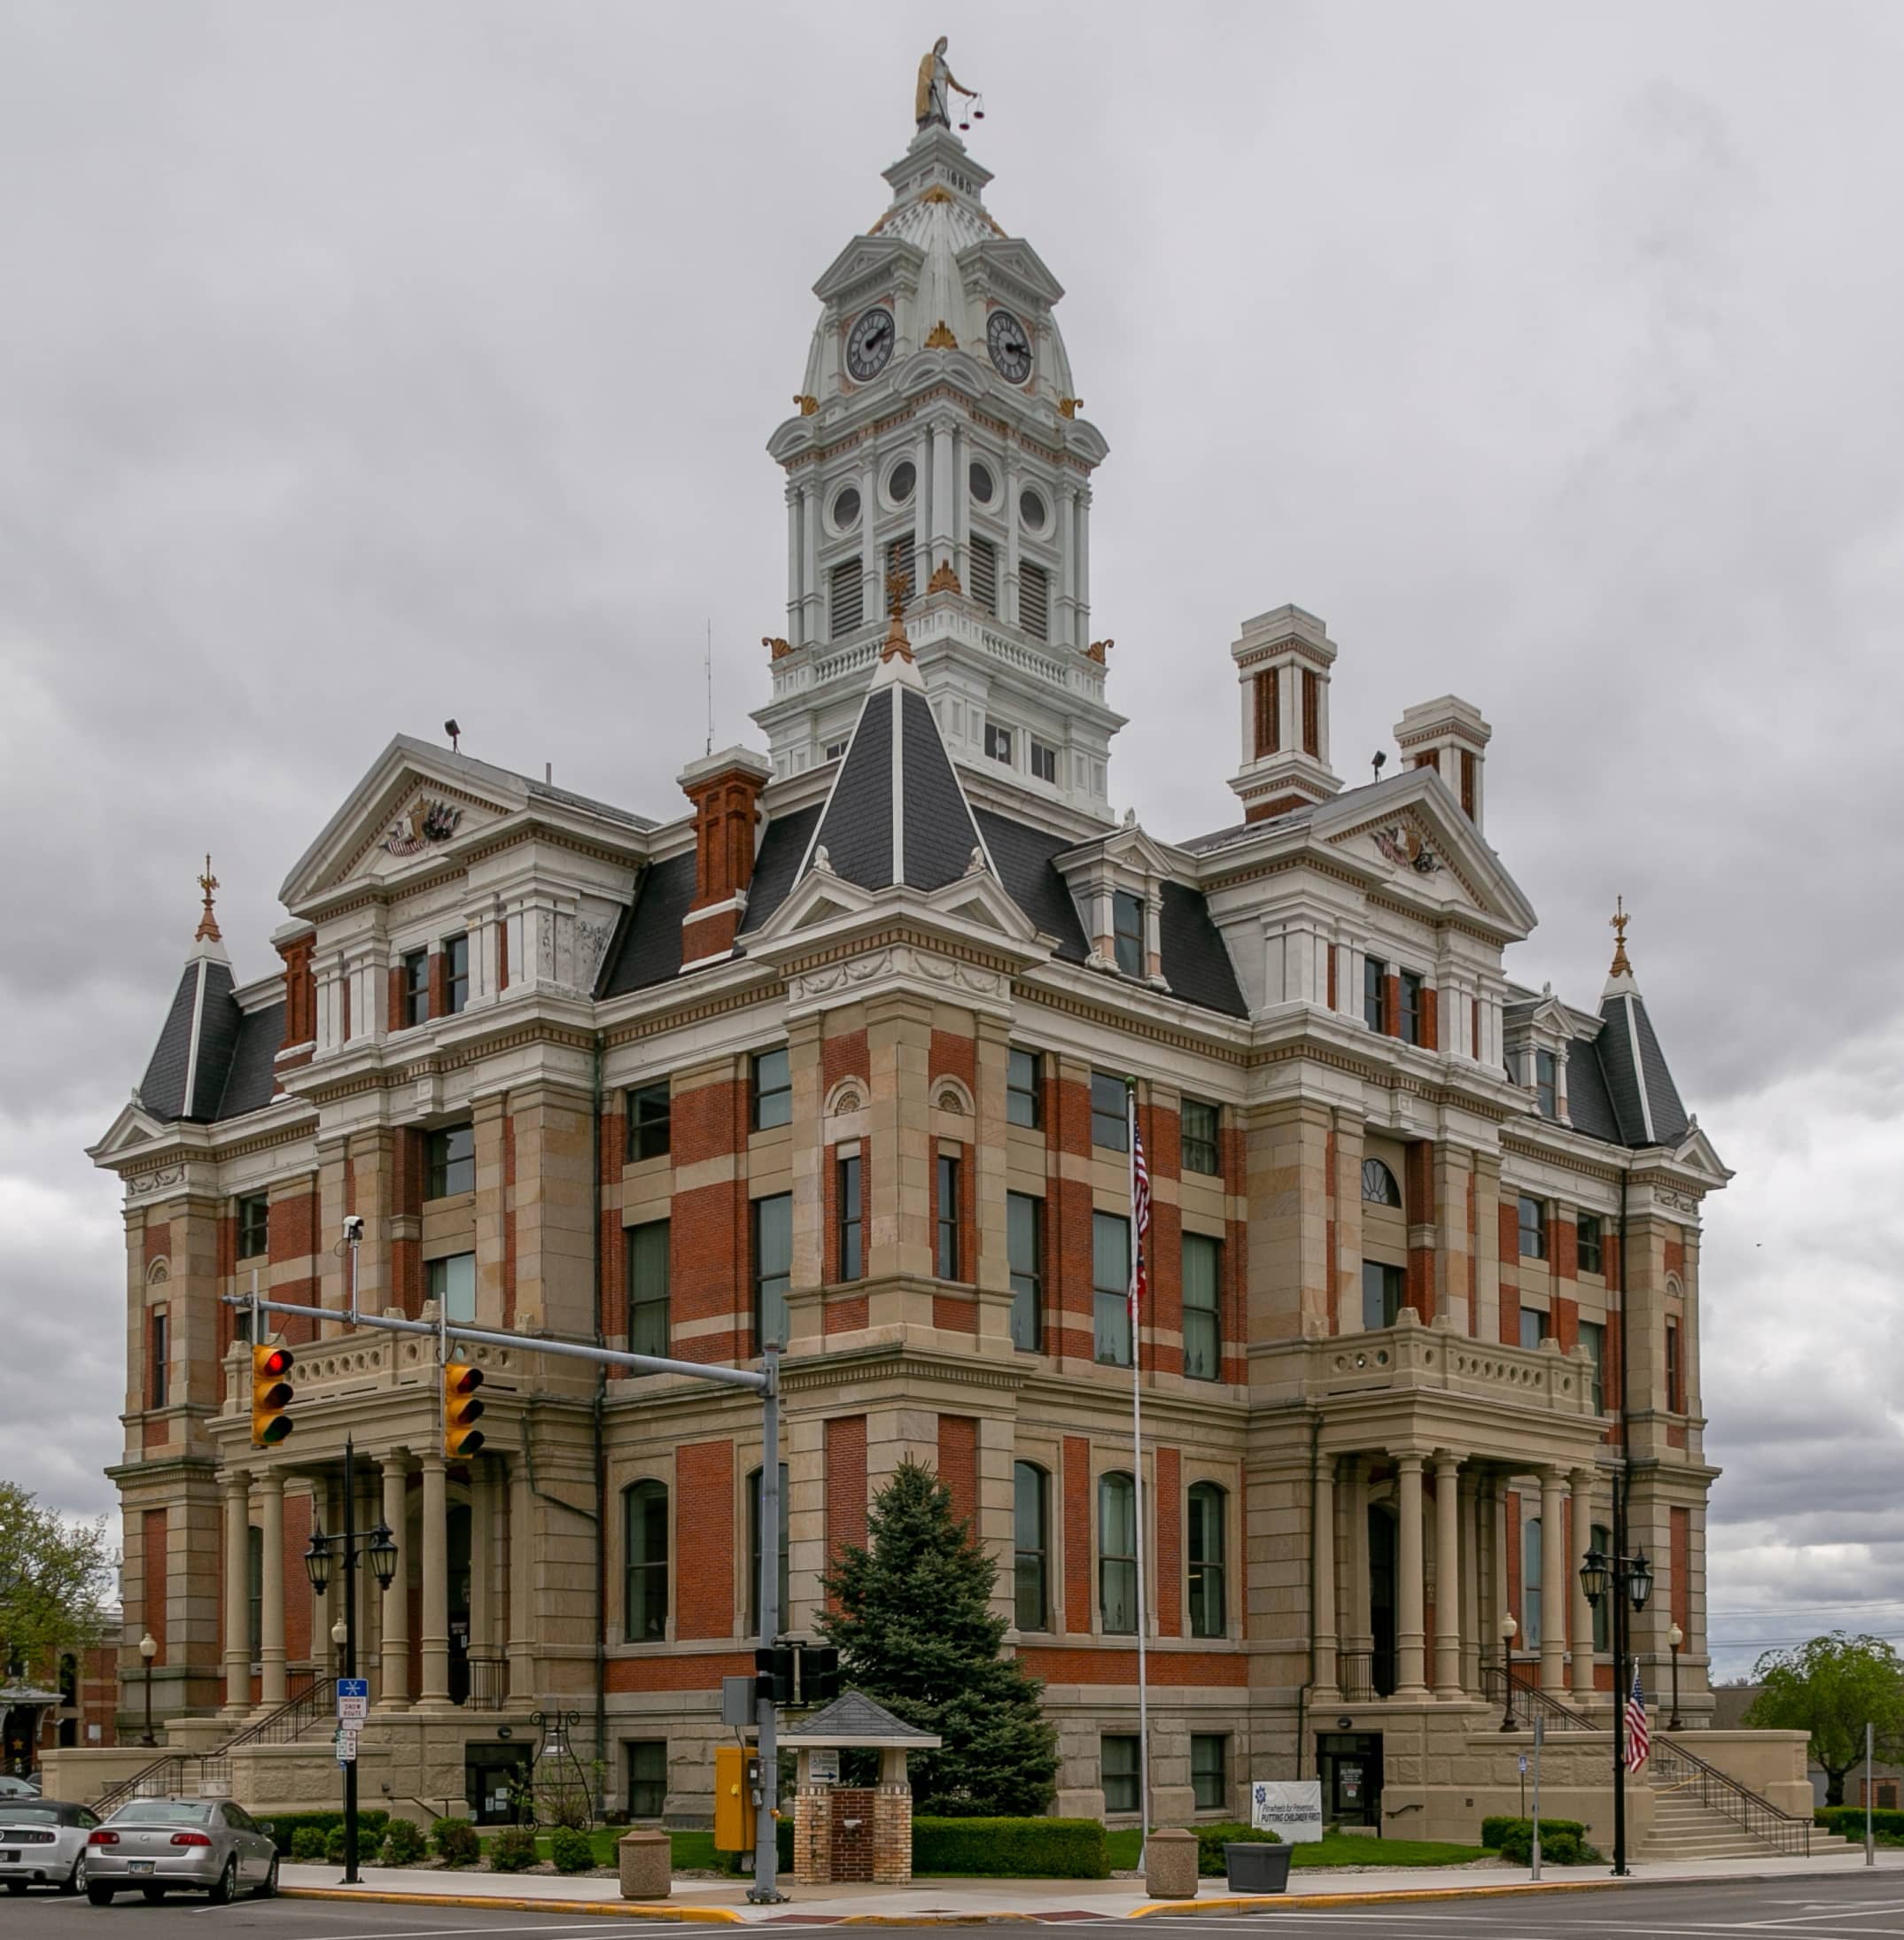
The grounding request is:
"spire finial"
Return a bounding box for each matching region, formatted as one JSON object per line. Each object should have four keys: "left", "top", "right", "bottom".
{"left": 1608, "top": 895, "right": 1632, "bottom": 979}
{"left": 195, "top": 853, "right": 222, "bottom": 943}
{"left": 880, "top": 569, "right": 914, "bottom": 663}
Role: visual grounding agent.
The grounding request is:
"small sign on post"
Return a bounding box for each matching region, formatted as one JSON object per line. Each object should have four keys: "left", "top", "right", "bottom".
{"left": 337, "top": 1678, "right": 369, "bottom": 1727}
{"left": 334, "top": 1726, "right": 359, "bottom": 1765}
{"left": 806, "top": 1748, "right": 840, "bottom": 1786}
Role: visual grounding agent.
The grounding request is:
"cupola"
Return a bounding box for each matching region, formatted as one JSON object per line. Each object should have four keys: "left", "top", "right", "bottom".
{"left": 1227, "top": 605, "right": 1341, "bottom": 820}
{"left": 1394, "top": 695, "right": 1490, "bottom": 829}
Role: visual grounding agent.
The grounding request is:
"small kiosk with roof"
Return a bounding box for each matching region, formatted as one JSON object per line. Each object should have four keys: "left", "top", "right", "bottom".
{"left": 780, "top": 1691, "right": 941, "bottom": 1886}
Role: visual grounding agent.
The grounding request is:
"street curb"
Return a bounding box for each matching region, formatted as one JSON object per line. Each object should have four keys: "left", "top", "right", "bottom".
{"left": 281, "top": 1887, "right": 742, "bottom": 1921}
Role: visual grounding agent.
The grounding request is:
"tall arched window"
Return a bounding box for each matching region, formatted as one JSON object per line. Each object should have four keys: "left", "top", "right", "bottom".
{"left": 624, "top": 1480, "right": 668, "bottom": 1641}
{"left": 747, "top": 1464, "right": 791, "bottom": 1635}
{"left": 1099, "top": 1472, "right": 1137, "bottom": 1634}
{"left": 1014, "top": 1463, "right": 1049, "bottom": 1633}
{"left": 1187, "top": 1483, "right": 1226, "bottom": 1637}
{"left": 1522, "top": 1517, "right": 1543, "bottom": 1648}
{"left": 1361, "top": 1159, "right": 1403, "bottom": 1207}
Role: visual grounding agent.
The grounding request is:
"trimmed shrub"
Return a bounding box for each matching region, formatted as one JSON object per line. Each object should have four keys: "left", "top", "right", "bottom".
{"left": 325, "top": 1825, "right": 348, "bottom": 1865}
{"left": 1817, "top": 1806, "right": 1904, "bottom": 1841}
{"left": 549, "top": 1826, "right": 595, "bottom": 1874}
{"left": 1482, "top": 1815, "right": 1584, "bottom": 1851}
{"left": 380, "top": 1818, "right": 427, "bottom": 1866}
{"left": 489, "top": 1825, "right": 539, "bottom": 1873}
{"left": 431, "top": 1817, "right": 480, "bottom": 1866}
{"left": 1496, "top": 1820, "right": 1600, "bottom": 1866}
{"left": 1193, "top": 1823, "right": 1279, "bottom": 1877}
{"left": 290, "top": 1827, "right": 326, "bottom": 1862}
{"left": 267, "top": 1810, "right": 388, "bottom": 1858}
{"left": 911, "top": 1816, "right": 1109, "bottom": 1879}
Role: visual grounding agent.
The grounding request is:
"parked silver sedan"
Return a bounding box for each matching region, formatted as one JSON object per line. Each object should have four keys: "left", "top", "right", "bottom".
{"left": 0, "top": 1797, "right": 98, "bottom": 1895}
{"left": 85, "top": 1797, "right": 279, "bottom": 1905}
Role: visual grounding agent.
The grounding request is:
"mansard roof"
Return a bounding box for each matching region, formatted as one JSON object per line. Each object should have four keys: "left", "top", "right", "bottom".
{"left": 134, "top": 955, "right": 284, "bottom": 1128}
{"left": 1594, "top": 983, "right": 1691, "bottom": 1148}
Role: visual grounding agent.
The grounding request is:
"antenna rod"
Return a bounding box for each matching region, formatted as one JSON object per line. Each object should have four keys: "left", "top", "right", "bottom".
{"left": 705, "top": 619, "right": 713, "bottom": 757}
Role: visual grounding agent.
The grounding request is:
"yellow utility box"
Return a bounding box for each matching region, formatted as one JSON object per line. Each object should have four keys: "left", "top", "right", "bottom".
{"left": 714, "top": 1744, "right": 758, "bottom": 1852}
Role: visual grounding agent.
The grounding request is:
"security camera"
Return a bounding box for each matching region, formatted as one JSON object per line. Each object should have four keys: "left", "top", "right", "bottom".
{"left": 342, "top": 1214, "right": 365, "bottom": 1243}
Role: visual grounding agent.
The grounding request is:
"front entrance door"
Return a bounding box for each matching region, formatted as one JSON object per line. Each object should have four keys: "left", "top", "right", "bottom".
{"left": 465, "top": 1742, "right": 529, "bottom": 1825}
{"left": 1316, "top": 1732, "right": 1383, "bottom": 1829}
{"left": 1368, "top": 1508, "right": 1397, "bottom": 1697}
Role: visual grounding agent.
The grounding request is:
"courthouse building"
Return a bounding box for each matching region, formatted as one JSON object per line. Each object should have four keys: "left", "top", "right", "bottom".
{"left": 85, "top": 81, "right": 1736, "bottom": 1837}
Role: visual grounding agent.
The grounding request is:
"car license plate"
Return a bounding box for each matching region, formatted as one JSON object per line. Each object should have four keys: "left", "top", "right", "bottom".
{"left": 129, "top": 1859, "right": 154, "bottom": 1874}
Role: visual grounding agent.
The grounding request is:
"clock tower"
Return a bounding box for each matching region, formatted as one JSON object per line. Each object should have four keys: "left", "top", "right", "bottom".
{"left": 756, "top": 113, "right": 1121, "bottom": 819}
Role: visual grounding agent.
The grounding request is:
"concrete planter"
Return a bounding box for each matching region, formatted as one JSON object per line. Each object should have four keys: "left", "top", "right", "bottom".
{"left": 1224, "top": 1842, "right": 1292, "bottom": 1893}
{"left": 1142, "top": 1827, "right": 1198, "bottom": 1899}
{"left": 618, "top": 1830, "right": 671, "bottom": 1899}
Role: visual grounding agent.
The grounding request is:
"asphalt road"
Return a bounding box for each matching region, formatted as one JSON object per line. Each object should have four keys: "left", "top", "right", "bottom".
{"left": 2, "top": 1872, "right": 1901, "bottom": 1936}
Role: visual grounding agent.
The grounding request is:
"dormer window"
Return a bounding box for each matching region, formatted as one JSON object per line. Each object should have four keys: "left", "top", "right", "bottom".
{"left": 1112, "top": 891, "right": 1144, "bottom": 976}
{"left": 1535, "top": 1050, "right": 1558, "bottom": 1119}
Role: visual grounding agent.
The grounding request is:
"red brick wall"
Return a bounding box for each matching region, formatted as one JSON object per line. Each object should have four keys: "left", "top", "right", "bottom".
{"left": 672, "top": 1077, "right": 747, "bottom": 1363}
{"left": 283, "top": 1494, "right": 312, "bottom": 1665}
{"left": 675, "top": 1441, "right": 734, "bottom": 1640}
{"left": 1403, "top": 1141, "right": 1435, "bottom": 1321}
{"left": 1061, "top": 1436, "right": 1091, "bottom": 1634}
{"left": 937, "top": 1416, "right": 977, "bottom": 1532}
{"left": 1016, "top": 1648, "right": 1247, "bottom": 1688}
{"left": 826, "top": 1416, "right": 867, "bottom": 1591}
{"left": 1155, "top": 1447, "right": 1182, "bottom": 1638}
{"left": 1497, "top": 1201, "right": 1520, "bottom": 1345}
{"left": 142, "top": 1509, "right": 167, "bottom": 1660}
{"left": 427, "top": 948, "right": 447, "bottom": 1020}
{"left": 392, "top": 1132, "right": 424, "bottom": 1318}
{"left": 386, "top": 965, "right": 404, "bottom": 1035}
{"left": 1670, "top": 1507, "right": 1690, "bottom": 1632}
{"left": 268, "top": 1178, "right": 322, "bottom": 1344}
{"left": 1420, "top": 986, "right": 1439, "bottom": 1051}
{"left": 277, "top": 934, "right": 316, "bottom": 1049}
{"left": 606, "top": 1651, "right": 753, "bottom": 1693}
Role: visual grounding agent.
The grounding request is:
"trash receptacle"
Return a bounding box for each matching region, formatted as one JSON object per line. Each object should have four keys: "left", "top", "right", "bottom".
{"left": 1224, "top": 1841, "right": 1292, "bottom": 1893}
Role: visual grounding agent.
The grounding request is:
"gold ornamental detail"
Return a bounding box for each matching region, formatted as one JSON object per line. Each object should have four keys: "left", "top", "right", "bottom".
{"left": 792, "top": 394, "right": 819, "bottom": 416}
{"left": 1085, "top": 638, "right": 1115, "bottom": 664}
{"left": 1058, "top": 396, "right": 1084, "bottom": 419}
{"left": 924, "top": 321, "right": 959, "bottom": 350}
{"left": 763, "top": 636, "right": 793, "bottom": 662}
{"left": 927, "top": 561, "right": 962, "bottom": 595}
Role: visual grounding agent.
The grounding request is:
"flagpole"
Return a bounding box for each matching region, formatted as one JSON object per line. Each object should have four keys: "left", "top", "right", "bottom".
{"left": 1127, "top": 1080, "right": 1150, "bottom": 1861}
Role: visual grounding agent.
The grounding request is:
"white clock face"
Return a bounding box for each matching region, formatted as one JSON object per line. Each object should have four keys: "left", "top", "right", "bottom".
{"left": 987, "top": 309, "right": 1033, "bottom": 384}
{"left": 845, "top": 307, "right": 896, "bottom": 381}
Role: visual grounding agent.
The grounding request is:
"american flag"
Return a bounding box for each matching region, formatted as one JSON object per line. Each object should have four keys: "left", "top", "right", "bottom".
{"left": 1624, "top": 1664, "right": 1651, "bottom": 1771}
{"left": 1128, "top": 1106, "right": 1152, "bottom": 1317}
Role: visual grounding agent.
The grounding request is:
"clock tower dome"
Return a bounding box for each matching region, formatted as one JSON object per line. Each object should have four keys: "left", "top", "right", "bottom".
{"left": 755, "top": 104, "right": 1120, "bottom": 819}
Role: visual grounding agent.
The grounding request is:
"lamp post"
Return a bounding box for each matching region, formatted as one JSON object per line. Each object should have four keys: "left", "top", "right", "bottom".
{"left": 1667, "top": 1622, "right": 1683, "bottom": 1731}
{"left": 1578, "top": 1542, "right": 1652, "bottom": 1876}
{"left": 137, "top": 1633, "right": 158, "bottom": 1748}
{"left": 303, "top": 1438, "right": 399, "bottom": 1886}
{"left": 1497, "top": 1612, "right": 1519, "bottom": 1732}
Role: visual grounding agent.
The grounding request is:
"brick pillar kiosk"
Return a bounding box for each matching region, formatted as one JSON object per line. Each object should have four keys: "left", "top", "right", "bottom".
{"left": 871, "top": 1748, "right": 913, "bottom": 1886}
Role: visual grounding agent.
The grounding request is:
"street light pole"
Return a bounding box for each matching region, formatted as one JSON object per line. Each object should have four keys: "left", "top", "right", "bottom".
{"left": 1497, "top": 1612, "right": 1519, "bottom": 1731}
{"left": 137, "top": 1633, "right": 157, "bottom": 1748}
{"left": 1667, "top": 1622, "right": 1683, "bottom": 1732}
{"left": 1579, "top": 1541, "right": 1651, "bottom": 1878}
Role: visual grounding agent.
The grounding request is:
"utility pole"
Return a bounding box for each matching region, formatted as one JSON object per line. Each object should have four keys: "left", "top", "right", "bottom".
{"left": 749, "top": 1351, "right": 784, "bottom": 1905}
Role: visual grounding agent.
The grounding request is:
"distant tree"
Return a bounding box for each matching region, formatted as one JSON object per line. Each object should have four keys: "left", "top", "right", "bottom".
{"left": 0, "top": 1483, "right": 113, "bottom": 1679}
{"left": 819, "top": 1457, "right": 1058, "bottom": 1816}
{"left": 1744, "top": 1633, "right": 1904, "bottom": 1805}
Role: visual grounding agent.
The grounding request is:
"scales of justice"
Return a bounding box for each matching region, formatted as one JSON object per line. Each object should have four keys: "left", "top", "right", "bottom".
{"left": 916, "top": 35, "right": 985, "bottom": 132}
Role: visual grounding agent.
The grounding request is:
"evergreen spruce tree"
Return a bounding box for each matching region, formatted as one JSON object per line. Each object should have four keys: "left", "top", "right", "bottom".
{"left": 819, "top": 1456, "right": 1058, "bottom": 1816}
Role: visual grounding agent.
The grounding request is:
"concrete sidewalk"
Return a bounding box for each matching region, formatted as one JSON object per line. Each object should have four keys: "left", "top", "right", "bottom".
{"left": 277, "top": 1843, "right": 1900, "bottom": 1922}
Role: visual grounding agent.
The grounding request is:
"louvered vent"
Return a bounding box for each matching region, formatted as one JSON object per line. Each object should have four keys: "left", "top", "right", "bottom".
{"left": 968, "top": 536, "right": 999, "bottom": 616}
{"left": 829, "top": 559, "right": 863, "bottom": 639}
{"left": 1019, "top": 561, "right": 1050, "bottom": 641}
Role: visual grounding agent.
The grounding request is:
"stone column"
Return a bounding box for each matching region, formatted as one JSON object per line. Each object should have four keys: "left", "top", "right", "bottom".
{"left": 508, "top": 1456, "right": 535, "bottom": 1708}
{"left": 221, "top": 1470, "right": 251, "bottom": 1716}
{"left": 1344, "top": 1456, "right": 1371, "bottom": 1689}
{"left": 1490, "top": 1474, "right": 1511, "bottom": 1681}
{"left": 377, "top": 1450, "right": 410, "bottom": 1711}
{"left": 1313, "top": 1452, "right": 1339, "bottom": 1699}
{"left": 1395, "top": 1452, "right": 1428, "bottom": 1697}
{"left": 257, "top": 1470, "right": 286, "bottom": 1708}
{"left": 419, "top": 1453, "right": 451, "bottom": 1708}
{"left": 1433, "top": 1453, "right": 1463, "bottom": 1699}
{"left": 1570, "top": 1468, "right": 1598, "bottom": 1700}
{"left": 1459, "top": 1468, "right": 1482, "bottom": 1695}
{"left": 1539, "top": 1469, "right": 1567, "bottom": 1694}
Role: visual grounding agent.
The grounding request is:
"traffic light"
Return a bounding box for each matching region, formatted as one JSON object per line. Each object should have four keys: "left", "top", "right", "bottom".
{"left": 443, "top": 1362, "right": 486, "bottom": 1458}
{"left": 250, "top": 1345, "right": 295, "bottom": 1447}
{"left": 800, "top": 1644, "right": 840, "bottom": 1706}
{"left": 754, "top": 1643, "right": 794, "bottom": 1703}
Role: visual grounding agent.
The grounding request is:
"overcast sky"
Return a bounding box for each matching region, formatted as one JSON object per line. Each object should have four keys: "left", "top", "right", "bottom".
{"left": 3, "top": 1, "right": 1900, "bottom": 1678}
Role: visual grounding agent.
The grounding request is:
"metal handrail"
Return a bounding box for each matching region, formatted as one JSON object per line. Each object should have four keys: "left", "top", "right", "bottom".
{"left": 1480, "top": 1663, "right": 1598, "bottom": 1732}
{"left": 222, "top": 1675, "right": 335, "bottom": 1751}
{"left": 1651, "top": 1733, "right": 1812, "bottom": 1857}
{"left": 90, "top": 1754, "right": 191, "bottom": 1819}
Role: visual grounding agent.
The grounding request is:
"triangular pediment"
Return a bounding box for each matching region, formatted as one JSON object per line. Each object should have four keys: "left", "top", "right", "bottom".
{"left": 1672, "top": 1119, "right": 1731, "bottom": 1184}
{"left": 813, "top": 235, "right": 922, "bottom": 305}
{"left": 87, "top": 1098, "right": 171, "bottom": 1166}
{"left": 959, "top": 237, "right": 1065, "bottom": 307}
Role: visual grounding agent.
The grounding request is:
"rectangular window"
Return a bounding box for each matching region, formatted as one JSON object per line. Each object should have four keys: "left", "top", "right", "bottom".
{"left": 1362, "top": 1261, "right": 1403, "bottom": 1331}
{"left": 1112, "top": 890, "right": 1144, "bottom": 976}
{"left": 426, "top": 1251, "right": 476, "bottom": 1323}
{"left": 747, "top": 1463, "right": 791, "bottom": 1635}
{"left": 837, "top": 1155, "right": 863, "bottom": 1282}
{"left": 402, "top": 948, "right": 430, "bottom": 1028}
{"left": 1580, "top": 1319, "right": 1605, "bottom": 1415}
{"left": 1577, "top": 1213, "right": 1604, "bottom": 1277}
{"left": 626, "top": 1083, "right": 672, "bottom": 1162}
{"left": 1030, "top": 738, "right": 1057, "bottom": 784}
{"left": 1182, "top": 1232, "right": 1221, "bottom": 1381}
{"left": 444, "top": 934, "right": 470, "bottom": 1015}
{"left": 1101, "top": 1734, "right": 1139, "bottom": 1815}
{"left": 1522, "top": 1517, "right": 1543, "bottom": 1649}
{"left": 1398, "top": 971, "right": 1423, "bottom": 1046}
{"left": 1301, "top": 666, "right": 1320, "bottom": 757}
{"left": 149, "top": 1308, "right": 167, "bottom": 1409}
{"left": 1254, "top": 670, "right": 1279, "bottom": 757}
{"left": 936, "top": 1153, "right": 961, "bottom": 1280}
{"left": 627, "top": 1221, "right": 671, "bottom": 1358}
{"left": 1191, "top": 1734, "right": 1227, "bottom": 1812}
{"left": 1006, "top": 1046, "right": 1042, "bottom": 1128}
{"left": 1186, "top": 1484, "right": 1226, "bottom": 1637}
{"left": 427, "top": 1123, "right": 476, "bottom": 1199}
{"left": 829, "top": 557, "right": 863, "bottom": 638}
{"left": 1519, "top": 1305, "right": 1546, "bottom": 1350}
{"left": 752, "top": 1047, "right": 792, "bottom": 1130}
{"left": 1519, "top": 1195, "right": 1547, "bottom": 1260}
{"left": 1019, "top": 560, "right": 1050, "bottom": 640}
{"left": 824, "top": 739, "right": 848, "bottom": 761}
{"left": 885, "top": 533, "right": 914, "bottom": 609}
{"left": 1181, "top": 1098, "right": 1220, "bottom": 1176}
{"left": 624, "top": 1482, "right": 668, "bottom": 1642}
{"left": 752, "top": 1193, "right": 792, "bottom": 1352}
{"left": 969, "top": 534, "right": 999, "bottom": 616}
{"left": 1014, "top": 1462, "right": 1048, "bottom": 1630}
{"left": 1092, "top": 1212, "right": 1131, "bottom": 1367}
{"left": 1363, "top": 956, "right": 1386, "bottom": 1032}
{"left": 983, "top": 721, "right": 1014, "bottom": 764}
{"left": 1666, "top": 1317, "right": 1682, "bottom": 1413}
{"left": 1007, "top": 1192, "right": 1043, "bottom": 1352}
{"left": 1091, "top": 1072, "right": 1129, "bottom": 1151}
{"left": 236, "top": 1194, "right": 269, "bottom": 1261}
{"left": 1535, "top": 1049, "right": 1558, "bottom": 1119}
{"left": 626, "top": 1741, "right": 667, "bottom": 1820}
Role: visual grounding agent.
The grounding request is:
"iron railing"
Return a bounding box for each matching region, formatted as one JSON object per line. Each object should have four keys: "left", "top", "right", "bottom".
{"left": 1479, "top": 1663, "right": 1597, "bottom": 1732}
{"left": 90, "top": 1753, "right": 191, "bottom": 1817}
{"left": 1651, "top": 1733, "right": 1812, "bottom": 1857}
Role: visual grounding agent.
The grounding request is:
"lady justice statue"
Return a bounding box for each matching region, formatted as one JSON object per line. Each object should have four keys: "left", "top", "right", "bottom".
{"left": 915, "top": 36, "right": 977, "bottom": 130}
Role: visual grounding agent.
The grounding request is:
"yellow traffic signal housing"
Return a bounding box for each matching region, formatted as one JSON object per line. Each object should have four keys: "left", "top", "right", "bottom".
{"left": 443, "top": 1362, "right": 486, "bottom": 1458}
{"left": 250, "top": 1345, "right": 296, "bottom": 1447}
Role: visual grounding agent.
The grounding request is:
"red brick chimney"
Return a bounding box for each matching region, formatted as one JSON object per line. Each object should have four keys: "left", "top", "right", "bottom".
{"left": 679, "top": 746, "right": 773, "bottom": 966}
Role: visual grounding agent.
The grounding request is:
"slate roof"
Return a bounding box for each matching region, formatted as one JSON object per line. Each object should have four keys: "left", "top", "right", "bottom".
{"left": 1594, "top": 988, "right": 1690, "bottom": 1147}
{"left": 780, "top": 1688, "right": 942, "bottom": 1746}
{"left": 136, "top": 957, "right": 284, "bottom": 1126}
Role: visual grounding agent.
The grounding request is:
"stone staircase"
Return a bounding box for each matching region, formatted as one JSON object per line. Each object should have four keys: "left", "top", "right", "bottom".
{"left": 1640, "top": 1779, "right": 1852, "bottom": 1863}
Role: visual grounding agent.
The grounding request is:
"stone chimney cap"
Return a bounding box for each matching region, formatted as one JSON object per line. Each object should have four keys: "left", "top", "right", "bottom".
{"left": 677, "top": 744, "right": 772, "bottom": 792}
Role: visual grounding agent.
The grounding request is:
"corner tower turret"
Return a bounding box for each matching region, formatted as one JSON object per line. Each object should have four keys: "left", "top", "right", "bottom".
{"left": 756, "top": 69, "right": 1121, "bottom": 821}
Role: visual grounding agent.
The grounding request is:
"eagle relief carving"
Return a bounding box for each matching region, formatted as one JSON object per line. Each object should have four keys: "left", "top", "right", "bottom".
{"left": 1372, "top": 824, "right": 1441, "bottom": 875}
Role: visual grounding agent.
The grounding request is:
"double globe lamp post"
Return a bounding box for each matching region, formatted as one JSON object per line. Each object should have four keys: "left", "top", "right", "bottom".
{"left": 1579, "top": 1540, "right": 1653, "bottom": 1877}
